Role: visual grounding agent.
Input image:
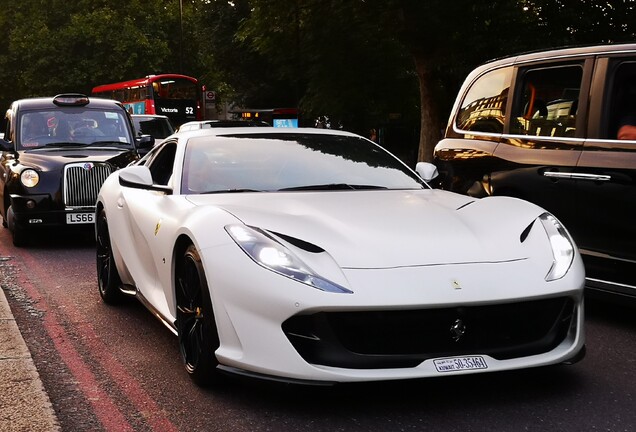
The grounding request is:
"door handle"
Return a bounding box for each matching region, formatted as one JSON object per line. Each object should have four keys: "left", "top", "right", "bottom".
{"left": 543, "top": 172, "right": 611, "bottom": 181}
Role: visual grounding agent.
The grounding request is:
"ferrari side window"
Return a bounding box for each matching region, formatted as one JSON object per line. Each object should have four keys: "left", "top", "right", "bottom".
{"left": 148, "top": 143, "right": 176, "bottom": 185}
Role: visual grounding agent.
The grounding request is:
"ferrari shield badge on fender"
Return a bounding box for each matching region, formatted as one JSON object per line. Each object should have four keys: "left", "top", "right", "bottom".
{"left": 154, "top": 219, "right": 162, "bottom": 236}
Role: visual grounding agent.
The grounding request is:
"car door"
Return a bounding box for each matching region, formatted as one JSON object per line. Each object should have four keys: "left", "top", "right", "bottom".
{"left": 575, "top": 55, "right": 636, "bottom": 293}
{"left": 490, "top": 58, "right": 594, "bottom": 236}
{"left": 115, "top": 142, "right": 178, "bottom": 316}
{"left": 0, "top": 108, "right": 17, "bottom": 220}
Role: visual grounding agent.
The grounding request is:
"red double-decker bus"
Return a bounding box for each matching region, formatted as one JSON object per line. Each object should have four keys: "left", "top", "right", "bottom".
{"left": 92, "top": 74, "right": 203, "bottom": 126}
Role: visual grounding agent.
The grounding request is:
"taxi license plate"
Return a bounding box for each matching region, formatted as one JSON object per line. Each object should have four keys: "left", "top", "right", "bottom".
{"left": 66, "top": 212, "right": 95, "bottom": 224}
{"left": 433, "top": 356, "right": 488, "bottom": 373}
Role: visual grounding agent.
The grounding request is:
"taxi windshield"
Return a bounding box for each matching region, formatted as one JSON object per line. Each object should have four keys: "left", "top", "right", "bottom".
{"left": 19, "top": 109, "right": 133, "bottom": 150}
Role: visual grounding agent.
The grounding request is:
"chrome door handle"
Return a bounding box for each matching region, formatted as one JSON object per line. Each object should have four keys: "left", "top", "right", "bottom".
{"left": 543, "top": 172, "right": 611, "bottom": 181}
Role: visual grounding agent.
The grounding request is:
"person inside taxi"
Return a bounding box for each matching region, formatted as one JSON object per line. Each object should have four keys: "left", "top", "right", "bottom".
{"left": 22, "top": 114, "right": 48, "bottom": 142}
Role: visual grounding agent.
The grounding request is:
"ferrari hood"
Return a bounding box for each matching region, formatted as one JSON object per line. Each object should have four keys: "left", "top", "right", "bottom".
{"left": 186, "top": 190, "right": 545, "bottom": 268}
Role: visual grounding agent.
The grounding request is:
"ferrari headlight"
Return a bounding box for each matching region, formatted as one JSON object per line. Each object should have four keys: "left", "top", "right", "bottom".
{"left": 20, "top": 169, "right": 40, "bottom": 187}
{"left": 226, "top": 224, "right": 352, "bottom": 294}
{"left": 539, "top": 213, "right": 574, "bottom": 281}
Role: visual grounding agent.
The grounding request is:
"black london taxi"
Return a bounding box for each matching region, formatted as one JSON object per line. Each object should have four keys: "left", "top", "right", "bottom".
{"left": 0, "top": 94, "right": 153, "bottom": 246}
{"left": 433, "top": 42, "right": 636, "bottom": 301}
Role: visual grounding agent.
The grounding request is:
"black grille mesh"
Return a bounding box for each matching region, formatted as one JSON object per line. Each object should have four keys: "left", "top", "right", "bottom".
{"left": 283, "top": 297, "right": 576, "bottom": 369}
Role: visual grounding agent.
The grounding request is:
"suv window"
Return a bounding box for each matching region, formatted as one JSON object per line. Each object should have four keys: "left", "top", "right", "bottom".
{"left": 133, "top": 116, "right": 175, "bottom": 139}
{"left": 606, "top": 60, "right": 636, "bottom": 140}
{"left": 456, "top": 67, "right": 512, "bottom": 134}
{"left": 510, "top": 64, "right": 583, "bottom": 138}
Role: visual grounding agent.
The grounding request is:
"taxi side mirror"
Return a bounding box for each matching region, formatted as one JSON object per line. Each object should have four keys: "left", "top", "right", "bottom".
{"left": 0, "top": 138, "right": 14, "bottom": 152}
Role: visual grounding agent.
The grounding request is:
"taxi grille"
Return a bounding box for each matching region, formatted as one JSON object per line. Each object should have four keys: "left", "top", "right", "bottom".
{"left": 64, "top": 162, "right": 114, "bottom": 208}
{"left": 282, "top": 297, "right": 576, "bottom": 369}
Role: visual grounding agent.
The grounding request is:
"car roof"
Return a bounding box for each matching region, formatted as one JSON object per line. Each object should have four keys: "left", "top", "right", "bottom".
{"left": 12, "top": 95, "right": 125, "bottom": 111}
{"left": 131, "top": 114, "right": 170, "bottom": 119}
{"left": 454, "top": 42, "right": 636, "bottom": 94}
{"left": 174, "top": 126, "right": 360, "bottom": 140}
{"left": 481, "top": 42, "right": 636, "bottom": 70}
{"left": 178, "top": 119, "right": 270, "bottom": 128}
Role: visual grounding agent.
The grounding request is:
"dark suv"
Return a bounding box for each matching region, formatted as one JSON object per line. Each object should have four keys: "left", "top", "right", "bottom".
{"left": 131, "top": 114, "right": 175, "bottom": 146}
{"left": 433, "top": 43, "right": 636, "bottom": 301}
{"left": 0, "top": 93, "right": 153, "bottom": 246}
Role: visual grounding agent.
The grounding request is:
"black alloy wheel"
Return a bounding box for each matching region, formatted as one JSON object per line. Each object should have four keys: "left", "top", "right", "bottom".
{"left": 96, "top": 209, "right": 123, "bottom": 304}
{"left": 176, "top": 244, "right": 220, "bottom": 387}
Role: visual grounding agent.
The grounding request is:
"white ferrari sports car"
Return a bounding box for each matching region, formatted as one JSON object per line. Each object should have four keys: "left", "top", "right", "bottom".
{"left": 96, "top": 127, "right": 585, "bottom": 386}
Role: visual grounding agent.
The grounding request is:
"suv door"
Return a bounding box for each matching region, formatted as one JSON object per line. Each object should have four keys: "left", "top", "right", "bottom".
{"left": 490, "top": 59, "right": 593, "bottom": 238}
{"left": 576, "top": 55, "right": 636, "bottom": 293}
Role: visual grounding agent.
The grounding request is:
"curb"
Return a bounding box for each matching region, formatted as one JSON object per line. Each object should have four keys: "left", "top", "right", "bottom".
{"left": 0, "top": 286, "right": 61, "bottom": 432}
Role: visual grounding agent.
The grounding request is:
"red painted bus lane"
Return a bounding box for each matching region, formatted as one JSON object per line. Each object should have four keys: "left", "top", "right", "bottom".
{"left": 1, "top": 244, "right": 178, "bottom": 432}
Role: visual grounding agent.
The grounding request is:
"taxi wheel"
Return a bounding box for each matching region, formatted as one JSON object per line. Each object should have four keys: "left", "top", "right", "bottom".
{"left": 96, "top": 209, "right": 123, "bottom": 304}
{"left": 6, "top": 205, "right": 29, "bottom": 247}
{"left": 176, "top": 244, "right": 221, "bottom": 387}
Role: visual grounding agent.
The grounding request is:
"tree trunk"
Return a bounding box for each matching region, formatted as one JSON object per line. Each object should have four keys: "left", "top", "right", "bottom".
{"left": 414, "top": 55, "right": 441, "bottom": 163}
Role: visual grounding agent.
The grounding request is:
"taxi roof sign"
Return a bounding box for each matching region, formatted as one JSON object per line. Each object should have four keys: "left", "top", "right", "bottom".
{"left": 53, "top": 93, "right": 90, "bottom": 106}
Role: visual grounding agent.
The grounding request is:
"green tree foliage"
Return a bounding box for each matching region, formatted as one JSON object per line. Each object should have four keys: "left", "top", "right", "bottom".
{"left": 523, "top": 0, "right": 636, "bottom": 45}
{"left": 0, "top": 0, "right": 179, "bottom": 106}
{"left": 0, "top": 0, "right": 634, "bottom": 162}
{"left": 189, "top": 0, "right": 290, "bottom": 109}
{"left": 235, "top": 0, "right": 419, "bottom": 136}
{"left": 383, "top": 0, "right": 543, "bottom": 161}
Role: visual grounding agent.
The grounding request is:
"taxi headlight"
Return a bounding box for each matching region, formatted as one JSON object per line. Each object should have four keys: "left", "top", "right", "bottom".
{"left": 20, "top": 169, "right": 40, "bottom": 188}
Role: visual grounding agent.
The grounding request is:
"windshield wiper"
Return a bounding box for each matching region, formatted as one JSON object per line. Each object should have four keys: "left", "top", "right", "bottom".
{"left": 201, "top": 188, "right": 263, "bottom": 194}
{"left": 35, "top": 141, "right": 128, "bottom": 149}
{"left": 278, "top": 183, "right": 388, "bottom": 191}
{"left": 37, "top": 142, "right": 81, "bottom": 148}
{"left": 83, "top": 140, "right": 130, "bottom": 147}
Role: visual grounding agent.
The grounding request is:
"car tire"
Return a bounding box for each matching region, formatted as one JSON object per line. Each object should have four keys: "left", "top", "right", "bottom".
{"left": 96, "top": 209, "right": 124, "bottom": 304}
{"left": 6, "top": 205, "right": 29, "bottom": 247}
{"left": 176, "top": 244, "right": 221, "bottom": 387}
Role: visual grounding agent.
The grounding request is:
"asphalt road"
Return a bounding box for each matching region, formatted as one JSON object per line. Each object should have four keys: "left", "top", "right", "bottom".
{"left": 1, "top": 227, "right": 635, "bottom": 432}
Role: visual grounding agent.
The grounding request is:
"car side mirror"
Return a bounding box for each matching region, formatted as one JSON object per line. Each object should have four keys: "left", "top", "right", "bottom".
{"left": 0, "top": 137, "right": 14, "bottom": 152}
{"left": 118, "top": 165, "right": 172, "bottom": 194}
{"left": 415, "top": 162, "right": 439, "bottom": 182}
{"left": 136, "top": 134, "right": 155, "bottom": 149}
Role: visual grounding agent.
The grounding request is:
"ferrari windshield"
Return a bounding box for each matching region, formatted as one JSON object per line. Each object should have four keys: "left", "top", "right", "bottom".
{"left": 181, "top": 133, "right": 425, "bottom": 194}
{"left": 19, "top": 109, "right": 133, "bottom": 150}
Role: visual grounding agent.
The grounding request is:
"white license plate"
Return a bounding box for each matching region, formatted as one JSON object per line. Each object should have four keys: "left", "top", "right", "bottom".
{"left": 433, "top": 356, "right": 488, "bottom": 373}
{"left": 66, "top": 212, "right": 95, "bottom": 224}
